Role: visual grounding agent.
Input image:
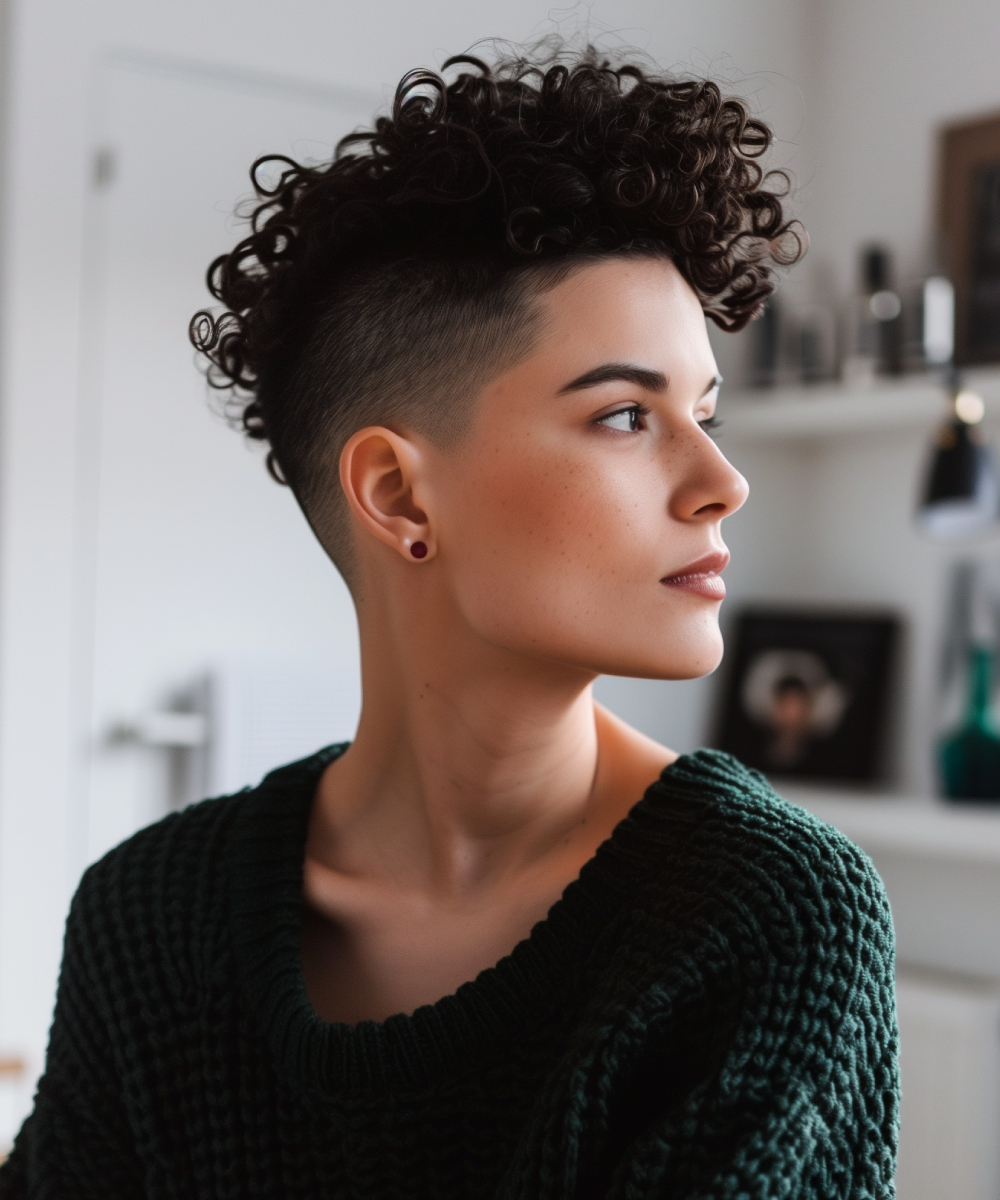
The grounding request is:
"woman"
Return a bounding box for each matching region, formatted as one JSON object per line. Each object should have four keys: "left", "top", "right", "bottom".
{"left": 1, "top": 46, "right": 898, "bottom": 1198}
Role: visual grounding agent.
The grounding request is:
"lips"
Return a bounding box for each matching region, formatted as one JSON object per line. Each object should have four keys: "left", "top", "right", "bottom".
{"left": 661, "top": 550, "right": 730, "bottom": 600}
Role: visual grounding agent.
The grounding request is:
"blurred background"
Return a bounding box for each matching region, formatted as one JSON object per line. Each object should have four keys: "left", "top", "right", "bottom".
{"left": 0, "top": 0, "right": 998, "bottom": 1193}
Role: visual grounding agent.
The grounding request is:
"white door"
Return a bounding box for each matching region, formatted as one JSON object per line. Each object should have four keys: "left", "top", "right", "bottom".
{"left": 80, "top": 58, "right": 375, "bottom": 867}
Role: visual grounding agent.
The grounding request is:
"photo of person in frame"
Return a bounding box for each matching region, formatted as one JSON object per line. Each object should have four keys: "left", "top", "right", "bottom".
{"left": 741, "top": 647, "right": 851, "bottom": 769}
{"left": 717, "top": 609, "right": 899, "bottom": 782}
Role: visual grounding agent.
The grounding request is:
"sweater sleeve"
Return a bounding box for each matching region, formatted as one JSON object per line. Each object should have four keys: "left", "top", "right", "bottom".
{"left": 0, "top": 868, "right": 145, "bottom": 1198}
{"left": 605, "top": 957, "right": 899, "bottom": 1199}
{"left": 605, "top": 829, "right": 900, "bottom": 1199}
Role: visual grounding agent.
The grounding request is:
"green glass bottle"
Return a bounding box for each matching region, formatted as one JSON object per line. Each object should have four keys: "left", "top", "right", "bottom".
{"left": 940, "top": 644, "right": 1000, "bottom": 800}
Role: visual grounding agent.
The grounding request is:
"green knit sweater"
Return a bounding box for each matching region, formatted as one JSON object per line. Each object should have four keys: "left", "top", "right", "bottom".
{"left": 0, "top": 747, "right": 898, "bottom": 1198}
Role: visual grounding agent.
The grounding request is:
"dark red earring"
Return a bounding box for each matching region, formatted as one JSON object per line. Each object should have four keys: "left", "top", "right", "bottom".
{"left": 410, "top": 541, "right": 428, "bottom": 559}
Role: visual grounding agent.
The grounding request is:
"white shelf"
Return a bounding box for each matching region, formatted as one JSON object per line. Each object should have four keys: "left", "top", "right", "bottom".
{"left": 783, "top": 784, "right": 1000, "bottom": 867}
{"left": 723, "top": 370, "right": 1000, "bottom": 442}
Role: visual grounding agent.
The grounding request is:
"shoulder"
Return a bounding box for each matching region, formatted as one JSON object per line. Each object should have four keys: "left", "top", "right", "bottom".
{"left": 659, "top": 749, "right": 886, "bottom": 888}
{"left": 644, "top": 749, "right": 894, "bottom": 969}
{"left": 66, "top": 790, "right": 247, "bottom": 982}
{"left": 78, "top": 784, "right": 245, "bottom": 901}
{"left": 66, "top": 749, "right": 331, "bottom": 984}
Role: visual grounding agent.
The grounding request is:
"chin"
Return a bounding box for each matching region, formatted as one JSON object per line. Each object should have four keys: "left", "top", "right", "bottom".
{"left": 560, "top": 619, "right": 726, "bottom": 682}
{"left": 604, "top": 648, "right": 723, "bottom": 682}
{"left": 609, "top": 610, "right": 726, "bottom": 680}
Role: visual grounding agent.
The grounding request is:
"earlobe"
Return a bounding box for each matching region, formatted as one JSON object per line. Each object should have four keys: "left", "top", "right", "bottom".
{"left": 339, "top": 426, "right": 436, "bottom": 561}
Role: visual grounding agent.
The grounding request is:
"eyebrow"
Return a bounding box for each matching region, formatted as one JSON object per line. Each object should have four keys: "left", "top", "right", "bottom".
{"left": 557, "top": 363, "right": 668, "bottom": 394}
{"left": 557, "top": 363, "right": 723, "bottom": 398}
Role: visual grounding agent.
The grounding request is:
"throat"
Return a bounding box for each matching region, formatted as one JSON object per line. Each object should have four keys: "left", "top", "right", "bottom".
{"left": 310, "top": 684, "right": 605, "bottom": 897}
{"left": 300, "top": 657, "right": 675, "bottom": 1024}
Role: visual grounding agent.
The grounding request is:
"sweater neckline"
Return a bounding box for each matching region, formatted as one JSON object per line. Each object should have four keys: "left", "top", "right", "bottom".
{"left": 229, "top": 744, "right": 709, "bottom": 1095}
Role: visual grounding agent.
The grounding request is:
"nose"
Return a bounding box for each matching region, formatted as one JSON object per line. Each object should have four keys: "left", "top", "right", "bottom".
{"left": 667, "top": 434, "right": 749, "bottom": 523}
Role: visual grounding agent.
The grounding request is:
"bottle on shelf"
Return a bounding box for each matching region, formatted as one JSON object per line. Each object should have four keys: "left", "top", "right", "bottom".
{"left": 842, "top": 245, "right": 903, "bottom": 383}
{"left": 938, "top": 560, "right": 1000, "bottom": 800}
{"left": 922, "top": 275, "right": 955, "bottom": 369}
{"left": 747, "top": 293, "right": 837, "bottom": 389}
{"left": 940, "top": 643, "right": 1000, "bottom": 800}
{"left": 899, "top": 275, "right": 954, "bottom": 374}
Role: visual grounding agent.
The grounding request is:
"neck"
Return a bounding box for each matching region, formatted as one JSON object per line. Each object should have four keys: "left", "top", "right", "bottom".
{"left": 312, "top": 575, "right": 602, "bottom": 898}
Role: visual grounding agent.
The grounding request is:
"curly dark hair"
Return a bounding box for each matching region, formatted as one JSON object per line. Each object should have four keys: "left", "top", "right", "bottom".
{"left": 191, "top": 45, "right": 802, "bottom": 577}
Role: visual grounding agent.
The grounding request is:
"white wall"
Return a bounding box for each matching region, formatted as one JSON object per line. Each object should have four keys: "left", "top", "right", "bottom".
{"left": 0, "top": 0, "right": 815, "bottom": 1134}
{"left": 807, "top": 0, "right": 1000, "bottom": 292}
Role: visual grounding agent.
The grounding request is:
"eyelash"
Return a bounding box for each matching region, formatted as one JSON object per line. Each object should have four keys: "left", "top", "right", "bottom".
{"left": 594, "top": 407, "right": 723, "bottom": 437}
{"left": 594, "top": 404, "right": 650, "bottom": 432}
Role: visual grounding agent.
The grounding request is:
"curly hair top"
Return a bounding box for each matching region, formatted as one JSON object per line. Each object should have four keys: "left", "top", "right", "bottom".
{"left": 191, "top": 45, "right": 802, "bottom": 578}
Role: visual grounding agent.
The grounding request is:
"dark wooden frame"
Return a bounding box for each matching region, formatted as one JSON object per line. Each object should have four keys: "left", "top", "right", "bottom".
{"left": 940, "top": 110, "right": 1000, "bottom": 365}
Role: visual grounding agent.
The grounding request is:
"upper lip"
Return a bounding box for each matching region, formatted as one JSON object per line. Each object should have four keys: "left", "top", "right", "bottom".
{"left": 661, "top": 549, "right": 730, "bottom": 581}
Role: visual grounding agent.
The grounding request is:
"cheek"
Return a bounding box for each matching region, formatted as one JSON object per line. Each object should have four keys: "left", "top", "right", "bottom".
{"left": 441, "top": 437, "right": 666, "bottom": 637}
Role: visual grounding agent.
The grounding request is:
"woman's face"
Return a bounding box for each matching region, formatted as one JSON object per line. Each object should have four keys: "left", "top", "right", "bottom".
{"left": 421, "top": 256, "right": 749, "bottom": 681}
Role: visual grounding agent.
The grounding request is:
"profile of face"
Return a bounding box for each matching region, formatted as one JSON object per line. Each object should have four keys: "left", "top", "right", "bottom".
{"left": 768, "top": 678, "right": 815, "bottom": 766}
{"left": 343, "top": 257, "right": 749, "bottom": 683}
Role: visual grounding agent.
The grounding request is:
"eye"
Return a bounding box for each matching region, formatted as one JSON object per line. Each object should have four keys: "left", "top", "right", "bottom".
{"left": 595, "top": 405, "right": 648, "bottom": 432}
{"left": 699, "top": 415, "right": 722, "bottom": 438}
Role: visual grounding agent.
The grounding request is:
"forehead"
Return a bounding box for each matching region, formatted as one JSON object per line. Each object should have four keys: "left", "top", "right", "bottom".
{"left": 470, "top": 256, "right": 718, "bottom": 426}
{"left": 530, "top": 256, "right": 714, "bottom": 379}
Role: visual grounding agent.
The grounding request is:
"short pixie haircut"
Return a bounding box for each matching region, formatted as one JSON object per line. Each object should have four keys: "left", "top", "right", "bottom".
{"left": 191, "top": 46, "right": 801, "bottom": 579}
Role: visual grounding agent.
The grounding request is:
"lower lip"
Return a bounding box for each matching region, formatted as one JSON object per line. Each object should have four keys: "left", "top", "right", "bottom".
{"left": 661, "top": 572, "right": 727, "bottom": 600}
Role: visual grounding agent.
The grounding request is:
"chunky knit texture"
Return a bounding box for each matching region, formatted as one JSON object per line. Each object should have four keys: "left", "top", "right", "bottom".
{"left": 1, "top": 747, "right": 898, "bottom": 1198}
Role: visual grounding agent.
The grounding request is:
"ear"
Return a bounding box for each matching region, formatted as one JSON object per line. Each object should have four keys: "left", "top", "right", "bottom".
{"left": 339, "top": 426, "right": 435, "bottom": 561}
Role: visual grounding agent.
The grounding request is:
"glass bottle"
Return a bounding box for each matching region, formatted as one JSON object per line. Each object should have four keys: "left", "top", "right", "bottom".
{"left": 842, "top": 245, "right": 903, "bottom": 383}
{"left": 940, "top": 644, "right": 1000, "bottom": 800}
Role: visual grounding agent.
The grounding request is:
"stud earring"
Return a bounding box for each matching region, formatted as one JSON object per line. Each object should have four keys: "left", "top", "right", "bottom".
{"left": 410, "top": 541, "right": 428, "bottom": 559}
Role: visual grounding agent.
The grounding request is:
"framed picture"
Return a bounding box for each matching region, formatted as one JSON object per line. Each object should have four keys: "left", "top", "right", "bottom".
{"left": 940, "top": 111, "right": 1000, "bottom": 365}
{"left": 713, "top": 609, "right": 900, "bottom": 783}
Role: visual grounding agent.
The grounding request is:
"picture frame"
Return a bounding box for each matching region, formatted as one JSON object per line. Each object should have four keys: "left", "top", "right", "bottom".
{"left": 940, "top": 110, "right": 1000, "bottom": 366}
{"left": 713, "top": 609, "right": 900, "bottom": 783}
